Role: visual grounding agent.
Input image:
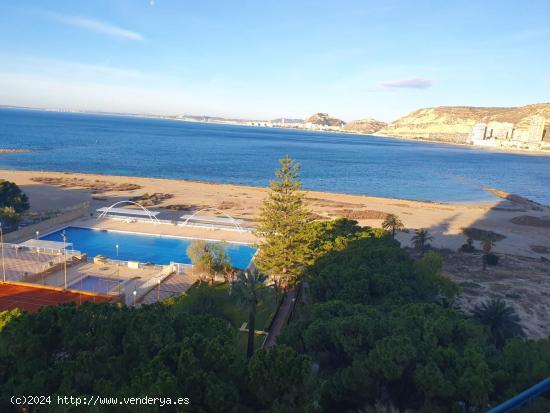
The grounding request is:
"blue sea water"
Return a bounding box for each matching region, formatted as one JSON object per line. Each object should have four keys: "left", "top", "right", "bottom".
{"left": 41, "top": 226, "right": 257, "bottom": 268}
{"left": 1, "top": 108, "right": 549, "bottom": 204}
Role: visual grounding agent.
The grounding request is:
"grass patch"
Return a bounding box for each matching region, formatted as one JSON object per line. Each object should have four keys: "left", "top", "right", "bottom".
{"left": 237, "top": 332, "right": 266, "bottom": 353}
{"left": 173, "top": 282, "right": 278, "bottom": 332}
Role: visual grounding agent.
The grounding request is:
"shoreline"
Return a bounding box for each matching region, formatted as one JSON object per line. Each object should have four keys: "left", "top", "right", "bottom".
{"left": 4, "top": 165, "right": 549, "bottom": 208}
{"left": 372, "top": 133, "right": 550, "bottom": 157}
{"left": 1, "top": 166, "right": 497, "bottom": 206}
{"left": 2, "top": 105, "right": 549, "bottom": 156}
{"left": 1, "top": 168, "right": 549, "bottom": 260}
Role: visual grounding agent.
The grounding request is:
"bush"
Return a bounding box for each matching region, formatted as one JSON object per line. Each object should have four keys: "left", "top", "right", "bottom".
{"left": 486, "top": 253, "right": 499, "bottom": 266}
{"left": 460, "top": 238, "right": 476, "bottom": 253}
{"left": 0, "top": 180, "right": 29, "bottom": 213}
{"left": 187, "top": 239, "right": 232, "bottom": 278}
{"left": 0, "top": 206, "right": 21, "bottom": 230}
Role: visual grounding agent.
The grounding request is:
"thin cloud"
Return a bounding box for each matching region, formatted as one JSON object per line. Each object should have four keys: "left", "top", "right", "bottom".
{"left": 50, "top": 13, "right": 143, "bottom": 41}
{"left": 1, "top": 54, "right": 145, "bottom": 82}
{"left": 381, "top": 77, "right": 433, "bottom": 89}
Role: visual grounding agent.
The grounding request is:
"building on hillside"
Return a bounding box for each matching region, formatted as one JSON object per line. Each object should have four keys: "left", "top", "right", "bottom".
{"left": 469, "top": 116, "right": 550, "bottom": 150}
{"left": 303, "top": 122, "right": 345, "bottom": 131}
{"left": 245, "top": 121, "right": 271, "bottom": 127}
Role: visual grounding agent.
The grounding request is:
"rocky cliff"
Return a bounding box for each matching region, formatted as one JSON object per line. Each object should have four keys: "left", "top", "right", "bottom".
{"left": 376, "top": 103, "right": 550, "bottom": 144}
{"left": 344, "top": 118, "right": 387, "bottom": 134}
{"left": 306, "top": 113, "right": 345, "bottom": 127}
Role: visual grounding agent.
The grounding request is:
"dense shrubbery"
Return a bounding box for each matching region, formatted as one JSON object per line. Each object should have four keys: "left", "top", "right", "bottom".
{"left": 0, "top": 179, "right": 29, "bottom": 230}
{"left": 280, "top": 219, "right": 550, "bottom": 412}
{"left": 282, "top": 302, "right": 496, "bottom": 411}
{"left": 303, "top": 223, "right": 457, "bottom": 307}
{"left": 0, "top": 180, "right": 29, "bottom": 213}
{"left": 0, "top": 302, "right": 315, "bottom": 413}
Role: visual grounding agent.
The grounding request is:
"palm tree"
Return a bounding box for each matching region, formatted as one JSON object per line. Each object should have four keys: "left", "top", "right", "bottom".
{"left": 481, "top": 235, "right": 496, "bottom": 271}
{"left": 472, "top": 298, "right": 523, "bottom": 348}
{"left": 411, "top": 228, "right": 433, "bottom": 253}
{"left": 231, "top": 269, "right": 270, "bottom": 358}
{"left": 382, "top": 214, "right": 404, "bottom": 238}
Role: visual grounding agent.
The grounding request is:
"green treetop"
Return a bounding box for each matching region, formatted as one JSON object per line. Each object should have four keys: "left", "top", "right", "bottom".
{"left": 254, "top": 157, "right": 310, "bottom": 288}
{"left": 0, "top": 180, "right": 29, "bottom": 213}
{"left": 187, "top": 240, "right": 233, "bottom": 283}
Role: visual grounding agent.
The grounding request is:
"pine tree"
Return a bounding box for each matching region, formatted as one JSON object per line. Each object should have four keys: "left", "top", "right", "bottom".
{"left": 254, "top": 157, "right": 310, "bottom": 288}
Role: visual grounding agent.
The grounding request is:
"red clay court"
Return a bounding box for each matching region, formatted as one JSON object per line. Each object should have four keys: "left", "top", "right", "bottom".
{"left": 0, "top": 282, "right": 112, "bottom": 313}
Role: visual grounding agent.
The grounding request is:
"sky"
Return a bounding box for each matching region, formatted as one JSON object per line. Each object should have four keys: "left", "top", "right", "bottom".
{"left": 0, "top": 0, "right": 548, "bottom": 122}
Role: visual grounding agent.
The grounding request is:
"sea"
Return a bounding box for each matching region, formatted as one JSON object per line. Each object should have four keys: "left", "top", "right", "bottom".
{"left": 1, "top": 108, "right": 549, "bottom": 205}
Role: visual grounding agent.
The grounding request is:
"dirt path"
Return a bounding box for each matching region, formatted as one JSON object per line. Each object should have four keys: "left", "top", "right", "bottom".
{"left": 264, "top": 289, "right": 296, "bottom": 348}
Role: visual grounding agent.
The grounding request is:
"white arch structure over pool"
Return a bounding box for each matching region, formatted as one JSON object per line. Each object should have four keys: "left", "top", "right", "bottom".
{"left": 97, "top": 201, "right": 161, "bottom": 224}
{"left": 180, "top": 208, "right": 244, "bottom": 231}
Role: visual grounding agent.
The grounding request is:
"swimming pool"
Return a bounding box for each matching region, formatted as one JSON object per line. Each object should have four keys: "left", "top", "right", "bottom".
{"left": 41, "top": 227, "right": 256, "bottom": 269}
{"left": 71, "top": 276, "right": 122, "bottom": 294}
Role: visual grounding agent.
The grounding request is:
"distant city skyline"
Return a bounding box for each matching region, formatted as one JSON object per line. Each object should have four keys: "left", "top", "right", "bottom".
{"left": 0, "top": 0, "right": 548, "bottom": 122}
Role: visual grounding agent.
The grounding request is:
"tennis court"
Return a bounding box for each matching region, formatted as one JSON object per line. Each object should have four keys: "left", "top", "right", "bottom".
{"left": 0, "top": 282, "right": 112, "bottom": 313}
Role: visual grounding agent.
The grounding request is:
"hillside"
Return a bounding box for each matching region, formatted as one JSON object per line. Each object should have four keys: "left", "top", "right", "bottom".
{"left": 376, "top": 103, "right": 550, "bottom": 144}
{"left": 344, "top": 118, "right": 387, "bottom": 134}
{"left": 306, "top": 112, "right": 345, "bottom": 127}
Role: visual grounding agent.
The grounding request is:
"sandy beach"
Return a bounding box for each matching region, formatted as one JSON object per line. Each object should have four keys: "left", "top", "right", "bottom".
{"left": 2, "top": 168, "right": 548, "bottom": 257}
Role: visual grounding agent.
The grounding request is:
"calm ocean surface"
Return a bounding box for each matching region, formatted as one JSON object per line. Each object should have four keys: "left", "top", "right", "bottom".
{"left": 1, "top": 108, "right": 549, "bottom": 204}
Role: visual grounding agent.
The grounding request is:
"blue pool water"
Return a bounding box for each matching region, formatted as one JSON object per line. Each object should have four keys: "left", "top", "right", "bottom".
{"left": 72, "top": 276, "right": 122, "bottom": 294}
{"left": 1, "top": 108, "right": 550, "bottom": 204}
{"left": 41, "top": 227, "right": 256, "bottom": 269}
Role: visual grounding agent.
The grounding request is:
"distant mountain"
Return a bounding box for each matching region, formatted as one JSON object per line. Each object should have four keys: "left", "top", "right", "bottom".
{"left": 306, "top": 113, "right": 345, "bottom": 127}
{"left": 376, "top": 103, "right": 550, "bottom": 144}
{"left": 344, "top": 118, "right": 387, "bottom": 134}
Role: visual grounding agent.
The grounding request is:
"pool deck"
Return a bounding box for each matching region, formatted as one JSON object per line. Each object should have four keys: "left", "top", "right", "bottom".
{"left": 40, "top": 261, "right": 162, "bottom": 290}
{"left": 71, "top": 217, "right": 258, "bottom": 245}
{"left": 42, "top": 261, "right": 201, "bottom": 305}
{"left": 139, "top": 270, "right": 200, "bottom": 305}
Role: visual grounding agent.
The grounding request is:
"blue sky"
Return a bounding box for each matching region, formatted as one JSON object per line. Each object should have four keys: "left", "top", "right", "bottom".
{"left": 0, "top": 0, "right": 548, "bottom": 121}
